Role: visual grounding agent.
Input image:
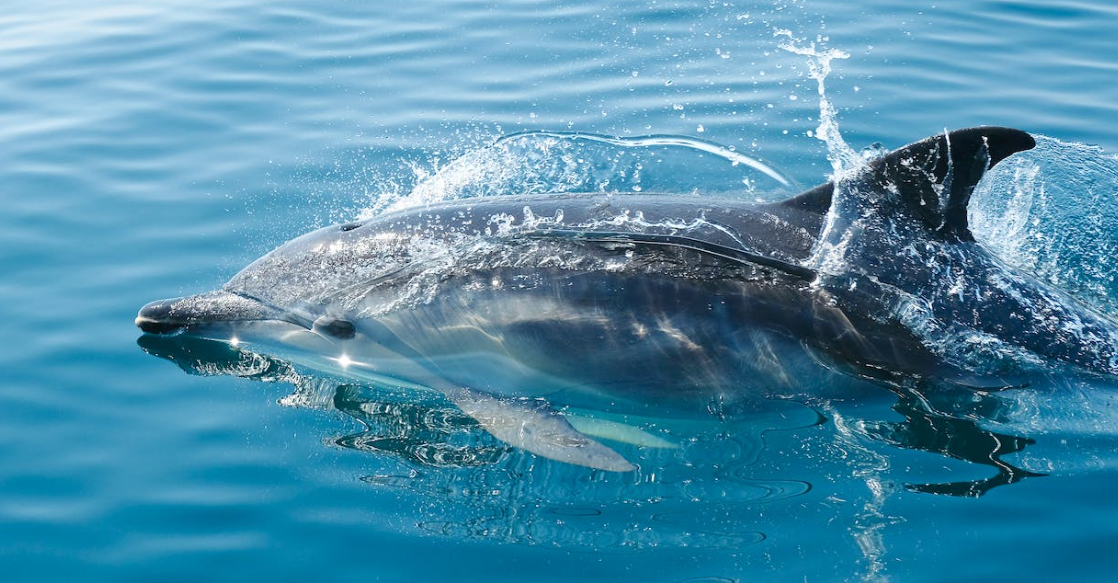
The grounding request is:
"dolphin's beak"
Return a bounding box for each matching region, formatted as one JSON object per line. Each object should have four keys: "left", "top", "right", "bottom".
{"left": 135, "top": 291, "right": 281, "bottom": 335}
{"left": 135, "top": 297, "right": 190, "bottom": 333}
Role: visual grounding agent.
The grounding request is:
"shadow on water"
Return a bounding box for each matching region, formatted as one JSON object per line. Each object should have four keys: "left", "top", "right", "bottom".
{"left": 333, "top": 385, "right": 509, "bottom": 469}
{"left": 136, "top": 329, "right": 1053, "bottom": 583}
{"left": 139, "top": 334, "right": 1046, "bottom": 505}
{"left": 137, "top": 334, "right": 825, "bottom": 549}
{"left": 858, "top": 382, "right": 1046, "bottom": 497}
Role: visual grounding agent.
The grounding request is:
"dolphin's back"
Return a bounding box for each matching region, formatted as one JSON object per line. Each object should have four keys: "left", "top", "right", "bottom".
{"left": 225, "top": 194, "right": 825, "bottom": 403}
{"left": 224, "top": 193, "right": 824, "bottom": 316}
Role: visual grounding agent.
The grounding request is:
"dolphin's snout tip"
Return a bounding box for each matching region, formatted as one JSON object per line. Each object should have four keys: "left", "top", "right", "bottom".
{"left": 135, "top": 298, "right": 187, "bottom": 334}
{"left": 135, "top": 316, "right": 186, "bottom": 334}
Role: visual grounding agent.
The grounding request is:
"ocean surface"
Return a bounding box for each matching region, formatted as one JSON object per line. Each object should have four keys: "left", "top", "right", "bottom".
{"left": 4, "top": 1, "right": 1118, "bottom": 581}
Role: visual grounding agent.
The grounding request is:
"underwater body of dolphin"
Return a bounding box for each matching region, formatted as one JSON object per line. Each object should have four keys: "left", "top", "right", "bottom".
{"left": 136, "top": 127, "right": 1118, "bottom": 471}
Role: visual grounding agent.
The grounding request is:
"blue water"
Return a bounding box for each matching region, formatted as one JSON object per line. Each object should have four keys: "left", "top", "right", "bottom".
{"left": 4, "top": 1, "right": 1118, "bottom": 581}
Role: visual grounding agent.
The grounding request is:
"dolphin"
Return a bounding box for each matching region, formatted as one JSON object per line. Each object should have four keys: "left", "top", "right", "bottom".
{"left": 135, "top": 126, "right": 1118, "bottom": 471}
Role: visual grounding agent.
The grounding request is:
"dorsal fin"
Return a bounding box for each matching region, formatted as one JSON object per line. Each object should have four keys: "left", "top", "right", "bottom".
{"left": 781, "top": 127, "right": 1036, "bottom": 241}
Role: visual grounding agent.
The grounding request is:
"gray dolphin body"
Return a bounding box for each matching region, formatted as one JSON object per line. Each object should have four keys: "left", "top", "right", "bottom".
{"left": 136, "top": 127, "right": 1118, "bottom": 471}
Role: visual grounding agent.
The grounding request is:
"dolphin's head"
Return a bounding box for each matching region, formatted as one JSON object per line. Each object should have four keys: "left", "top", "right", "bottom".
{"left": 136, "top": 220, "right": 377, "bottom": 339}
{"left": 135, "top": 287, "right": 358, "bottom": 381}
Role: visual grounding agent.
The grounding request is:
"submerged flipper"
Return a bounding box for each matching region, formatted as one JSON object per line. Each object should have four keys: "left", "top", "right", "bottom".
{"left": 565, "top": 411, "right": 679, "bottom": 449}
{"left": 441, "top": 385, "right": 637, "bottom": 472}
{"left": 781, "top": 126, "right": 1036, "bottom": 241}
{"left": 355, "top": 319, "right": 636, "bottom": 471}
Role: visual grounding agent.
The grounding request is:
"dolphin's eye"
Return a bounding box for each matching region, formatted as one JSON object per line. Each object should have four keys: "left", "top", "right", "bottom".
{"left": 339, "top": 222, "right": 363, "bottom": 232}
{"left": 314, "top": 317, "right": 356, "bottom": 339}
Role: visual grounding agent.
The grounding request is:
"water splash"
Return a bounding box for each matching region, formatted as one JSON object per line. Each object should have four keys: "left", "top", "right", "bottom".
{"left": 971, "top": 135, "right": 1118, "bottom": 316}
{"left": 775, "top": 30, "right": 869, "bottom": 277}
{"left": 365, "top": 131, "right": 799, "bottom": 216}
{"left": 774, "top": 29, "right": 858, "bottom": 177}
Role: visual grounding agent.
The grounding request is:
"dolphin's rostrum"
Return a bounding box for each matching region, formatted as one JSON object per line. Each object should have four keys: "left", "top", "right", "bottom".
{"left": 137, "top": 127, "right": 1118, "bottom": 471}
